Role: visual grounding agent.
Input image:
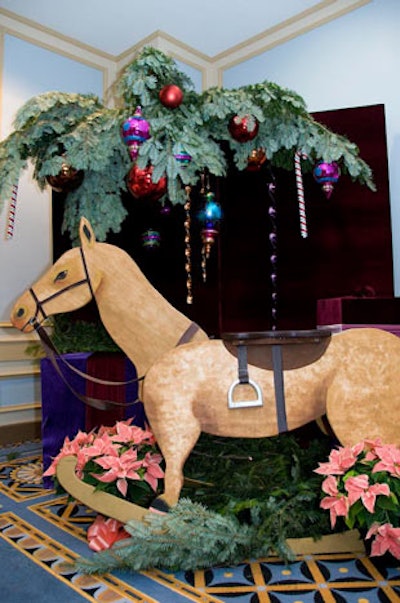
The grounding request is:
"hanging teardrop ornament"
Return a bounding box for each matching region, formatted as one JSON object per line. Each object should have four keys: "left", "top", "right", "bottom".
{"left": 313, "top": 161, "right": 341, "bottom": 198}
{"left": 198, "top": 191, "right": 222, "bottom": 283}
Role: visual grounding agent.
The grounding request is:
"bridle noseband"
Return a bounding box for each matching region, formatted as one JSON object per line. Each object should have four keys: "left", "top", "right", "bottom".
{"left": 25, "top": 248, "right": 94, "bottom": 332}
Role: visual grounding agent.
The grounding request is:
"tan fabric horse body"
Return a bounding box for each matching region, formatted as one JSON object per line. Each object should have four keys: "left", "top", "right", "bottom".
{"left": 11, "top": 218, "right": 400, "bottom": 512}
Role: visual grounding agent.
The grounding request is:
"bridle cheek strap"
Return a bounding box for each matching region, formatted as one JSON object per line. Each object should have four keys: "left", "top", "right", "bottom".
{"left": 27, "top": 248, "right": 93, "bottom": 330}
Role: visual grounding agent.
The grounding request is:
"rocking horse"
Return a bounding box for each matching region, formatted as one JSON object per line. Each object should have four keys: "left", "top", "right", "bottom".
{"left": 10, "top": 217, "right": 400, "bottom": 522}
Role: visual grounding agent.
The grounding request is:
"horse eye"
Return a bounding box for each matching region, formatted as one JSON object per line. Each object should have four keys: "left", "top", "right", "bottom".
{"left": 54, "top": 270, "right": 68, "bottom": 282}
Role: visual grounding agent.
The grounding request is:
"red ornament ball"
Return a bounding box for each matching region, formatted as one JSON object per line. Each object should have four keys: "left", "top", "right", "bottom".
{"left": 159, "top": 84, "right": 184, "bottom": 109}
{"left": 228, "top": 114, "right": 259, "bottom": 143}
{"left": 246, "top": 148, "right": 267, "bottom": 171}
{"left": 46, "top": 164, "right": 84, "bottom": 193}
{"left": 127, "top": 164, "right": 167, "bottom": 201}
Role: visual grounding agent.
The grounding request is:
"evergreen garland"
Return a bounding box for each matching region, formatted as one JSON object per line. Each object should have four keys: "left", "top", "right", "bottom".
{"left": 73, "top": 431, "right": 334, "bottom": 574}
{"left": 0, "top": 47, "right": 374, "bottom": 242}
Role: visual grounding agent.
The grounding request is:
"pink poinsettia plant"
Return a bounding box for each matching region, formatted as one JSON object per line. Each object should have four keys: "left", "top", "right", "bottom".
{"left": 43, "top": 419, "right": 164, "bottom": 508}
{"left": 314, "top": 439, "right": 400, "bottom": 559}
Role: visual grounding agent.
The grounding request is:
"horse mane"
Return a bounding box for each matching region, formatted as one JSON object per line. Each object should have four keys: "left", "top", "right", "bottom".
{"left": 86, "top": 241, "right": 208, "bottom": 375}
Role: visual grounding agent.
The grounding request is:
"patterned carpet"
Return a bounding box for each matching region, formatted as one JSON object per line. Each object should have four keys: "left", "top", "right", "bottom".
{"left": 1, "top": 442, "right": 400, "bottom": 602}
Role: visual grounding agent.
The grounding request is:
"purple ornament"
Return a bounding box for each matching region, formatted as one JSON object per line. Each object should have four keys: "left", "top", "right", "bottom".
{"left": 313, "top": 161, "right": 341, "bottom": 198}
{"left": 269, "top": 232, "right": 277, "bottom": 247}
{"left": 141, "top": 228, "right": 161, "bottom": 249}
{"left": 174, "top": 149, "right": 192, "bottom": 168}
{"left": 121, "top": 107, "right": 151, "bottom": 160}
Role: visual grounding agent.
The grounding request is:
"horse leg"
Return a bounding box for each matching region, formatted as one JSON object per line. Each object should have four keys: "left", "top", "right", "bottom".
{"left": 149, "top": 416, "right": 202, "bottom": 513}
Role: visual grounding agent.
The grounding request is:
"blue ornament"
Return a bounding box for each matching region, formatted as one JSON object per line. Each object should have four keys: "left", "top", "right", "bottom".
{"left": 198, "top": 192, "right": 222, "bottom": 228}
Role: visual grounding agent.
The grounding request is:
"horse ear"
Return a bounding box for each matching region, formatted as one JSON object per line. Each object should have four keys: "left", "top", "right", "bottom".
{"left": 79, "top": 217, "right": 96, "bottom": 248}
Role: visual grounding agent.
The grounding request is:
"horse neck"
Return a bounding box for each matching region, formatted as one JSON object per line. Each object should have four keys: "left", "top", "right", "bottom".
{"left": 91, "top": 244, "right": 207, "bottom": 375}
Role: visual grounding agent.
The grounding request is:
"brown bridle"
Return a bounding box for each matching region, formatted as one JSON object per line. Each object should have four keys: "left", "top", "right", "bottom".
{"left": 21, "top": 246, "right": 201, "bottom": 410}
{"left": 20, "top": 248, "right": 94, "bottom": 333}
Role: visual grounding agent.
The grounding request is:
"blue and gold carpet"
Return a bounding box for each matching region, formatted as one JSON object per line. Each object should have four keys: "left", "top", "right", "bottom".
{"left": 1, "top": 442, "right": 400, "bottom": 603}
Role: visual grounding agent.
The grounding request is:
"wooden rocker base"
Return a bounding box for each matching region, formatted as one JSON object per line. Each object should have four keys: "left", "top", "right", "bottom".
{"left": 56, "top": 455, "right": 366, "bottom": 558}
{"left": 56, "top": 455, "right": 149, "bottom": 523}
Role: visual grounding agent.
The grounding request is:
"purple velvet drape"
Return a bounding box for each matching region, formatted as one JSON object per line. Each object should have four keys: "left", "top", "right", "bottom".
{"left": 41, "top": 352, "right": 143, "bottom": 488}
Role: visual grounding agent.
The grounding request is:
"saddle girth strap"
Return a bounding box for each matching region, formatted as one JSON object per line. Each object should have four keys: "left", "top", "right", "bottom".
{"left": 271, "top": 344, "right": 288, "bottom": 433}
{"left": 236, "top": 342, "right": 288, "bottom": 433}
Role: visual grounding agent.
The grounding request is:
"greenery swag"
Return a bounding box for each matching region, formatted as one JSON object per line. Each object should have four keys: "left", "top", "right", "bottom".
{"left": 0, "top": 47, "right": 374, "bottom": 242}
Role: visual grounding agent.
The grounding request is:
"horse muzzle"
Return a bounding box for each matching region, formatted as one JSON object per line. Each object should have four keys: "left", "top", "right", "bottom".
{"left": 10, "top": 304, "right": 37, "bottom": 332}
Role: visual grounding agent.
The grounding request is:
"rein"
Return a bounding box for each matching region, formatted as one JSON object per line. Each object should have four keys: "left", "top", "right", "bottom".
{"left": 28, "top": 247, "right": 201, "bottom": 411}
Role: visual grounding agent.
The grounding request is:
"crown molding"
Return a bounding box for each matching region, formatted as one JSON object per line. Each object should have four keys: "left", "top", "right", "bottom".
{"left": 0, "top": 8, "right": 114, "bottom": 68}
{"left": 0, "top": 0, "right": 372, "bottom": 90}
{"left": 211, "top": 0, "right": 372, "bottom": 72}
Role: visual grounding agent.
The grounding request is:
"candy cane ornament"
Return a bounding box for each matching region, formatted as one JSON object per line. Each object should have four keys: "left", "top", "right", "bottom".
{"left": 294, "top": 151, "right": 308, "bottom": 238}
{"left": 5, "top": 183, "right": 18, "bottom": 239}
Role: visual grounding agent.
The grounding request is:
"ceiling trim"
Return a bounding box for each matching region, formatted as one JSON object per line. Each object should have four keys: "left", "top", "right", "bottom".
{"left": 0, "top": 0, "right": 372, "bottom": 91}
{"left": 0, "top": 8, "right": 115, "bottom": 64}
{"left": 211, "top": 0, "right": 372, "bottom": 71}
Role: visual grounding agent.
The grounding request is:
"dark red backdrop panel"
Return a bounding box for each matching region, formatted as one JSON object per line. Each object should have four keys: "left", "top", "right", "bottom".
{"left": 218, "top": 103, "right": 393, "bottom": 332}
{"left": 53, "top": 104, "right": 393, "bottom": 337}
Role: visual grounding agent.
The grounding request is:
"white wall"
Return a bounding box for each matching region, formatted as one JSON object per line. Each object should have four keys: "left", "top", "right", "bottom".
{"left": 223, "top": 0, "right": 400, "bottom": 294}
{"left": 0, "top": 34, "right": 104, "bottom": 323}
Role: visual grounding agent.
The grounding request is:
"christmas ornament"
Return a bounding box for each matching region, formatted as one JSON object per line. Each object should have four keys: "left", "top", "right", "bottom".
{"left": 174, "top": 148, "right": 192, "bottom": 167}
{"left": 5, "top": 182, "right": 18, "bottom": 239}
{"left": 160, "top": 198, "right": 172, "bottom": 216}
{"left": 127, "top": 164, "right": 167, "bottom": 201}
{"left": 121, "top": 107, "right": 151, "bottom": 160}
{"left": 294, "top": 151, "right": 308, "bottom": 238}
{"left": 198, "top": 191, "right": 222, "bottom": 282}
{"left": 46, "top": 163, "right": 84, "bottom": 193}
{"left": 159, "top": 84, "right": 184, "bottom": 109}
{"left": 141, "top": 229, "right": 161, "bottom": 249}
{"left": 228, "top": 114, "right": 259, "bottom": 143}
{"left": 313, "top": 161, "right": 341, "bottom": 198}
{"left": 184, "top": 186, "right": 193, "bottom": 304}
{"left": 246, "top": 148, "right": 267, "bottom": 171}
{"left": 267, "top": 179, "right": 278, "bottom": 330}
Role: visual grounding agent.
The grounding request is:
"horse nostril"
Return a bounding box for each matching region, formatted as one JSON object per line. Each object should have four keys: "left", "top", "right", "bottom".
{"left": 16, "top": 307, "right": 25, "bottom": 318}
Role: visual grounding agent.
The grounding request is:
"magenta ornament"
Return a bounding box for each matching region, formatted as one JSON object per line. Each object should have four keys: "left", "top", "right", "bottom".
{"left": 121, "top": 107, "right": 151, "bottom": 160}
{"left": 313, "top": 161, "right": 341, "bottom": 198}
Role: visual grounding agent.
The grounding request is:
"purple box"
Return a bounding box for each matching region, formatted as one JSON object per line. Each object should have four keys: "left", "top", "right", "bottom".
{"left": 40, "top": 352, "right": 144, "bottom": 488}
{"left": 317, "top": 297, "right": 400, "bottom": 327}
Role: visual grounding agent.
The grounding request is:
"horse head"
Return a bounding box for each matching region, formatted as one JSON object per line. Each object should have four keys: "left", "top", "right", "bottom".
{"left": 11, "top": 217, "right": 100, "bottom": 332}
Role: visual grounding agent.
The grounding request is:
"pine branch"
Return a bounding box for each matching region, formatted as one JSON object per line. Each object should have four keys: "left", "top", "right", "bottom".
{"left": 0, "top": 46, "right": 376, "bottom": 239}
{"left": 74, "top": 498, "right": 276, "bottom": 575}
